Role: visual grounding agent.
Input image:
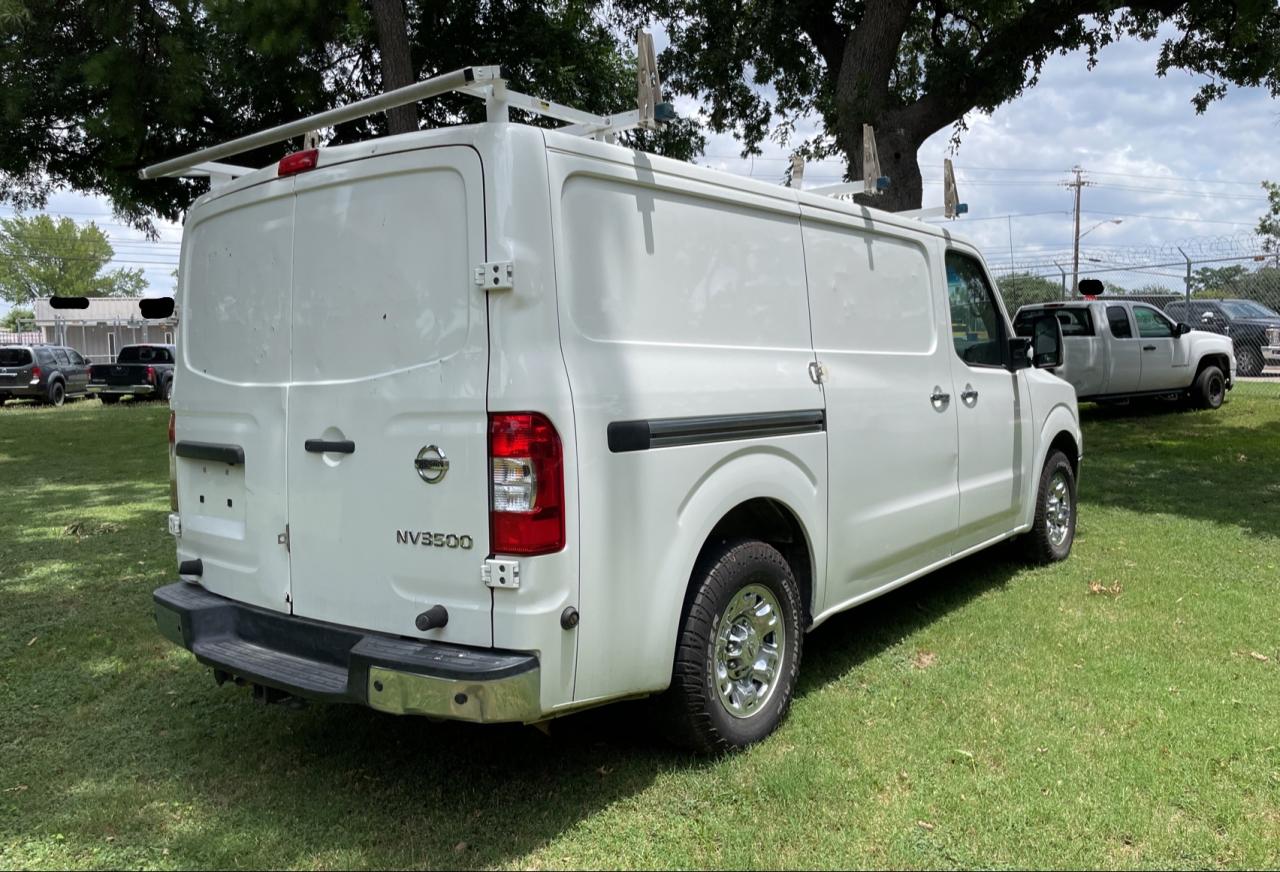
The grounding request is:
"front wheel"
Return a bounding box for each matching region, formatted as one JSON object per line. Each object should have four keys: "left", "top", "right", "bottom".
{"left": 1023, "top": 450, "right": 1077, "bottom": 564}
{"left": 659, "top": 539, "right": 803, "bottom": 754}
{"left": 1191, "top": 364, "right": 1226, "bottom": 410}
{"left": 1236, "top": 346, "right": 1263, "bottom": 378}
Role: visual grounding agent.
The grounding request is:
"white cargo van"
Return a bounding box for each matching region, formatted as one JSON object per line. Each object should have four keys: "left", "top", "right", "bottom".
{"left": 148, "top": 66, "right": 1082, "bottom": 752}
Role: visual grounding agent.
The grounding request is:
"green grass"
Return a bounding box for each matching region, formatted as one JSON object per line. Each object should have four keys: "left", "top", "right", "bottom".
{"left": 1, "top": 389, "right": 1278, "bottom": 870}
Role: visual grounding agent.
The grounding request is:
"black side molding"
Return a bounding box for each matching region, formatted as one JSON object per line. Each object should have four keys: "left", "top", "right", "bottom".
{"left": 608, "top": 409, "right": 826, "bottom": 453}
{"left": 175, "top": 441, "right": 245, "bottom": 465}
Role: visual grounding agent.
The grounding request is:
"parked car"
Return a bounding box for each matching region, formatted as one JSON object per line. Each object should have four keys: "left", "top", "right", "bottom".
{"left": 0, "top": 343, "right": 91, "bottom": 406}
{"left": 1013, "top": 300, "right": 1235, "bottom": 409}
{"left": 147, "top": 75, "right": 1084, "bottom": 754}
{"left": 1162, "top": 298, "right": 1280, "bottom": 377}
{"left": 88, "top": 344, "right": 176, "bottom": 403}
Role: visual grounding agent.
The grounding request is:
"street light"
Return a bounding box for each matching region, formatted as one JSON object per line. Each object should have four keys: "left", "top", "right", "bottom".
{"left": 1071, "top": 218, "right": 1122, "bottom": 295}
{"left": 1080, "top": 218, "right": 1123, "bottom": 239}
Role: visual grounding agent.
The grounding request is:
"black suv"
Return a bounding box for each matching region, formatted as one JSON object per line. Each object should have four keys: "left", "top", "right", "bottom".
{"left": 0, "top": 344, "right": 91, "bottom": 406}
{"left": 1164, "top": 298, "right": 1280, "bottom": 377}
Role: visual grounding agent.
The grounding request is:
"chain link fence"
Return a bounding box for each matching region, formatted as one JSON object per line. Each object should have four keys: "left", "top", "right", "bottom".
{"left": 992, "top": 242, "right": 1280, "bottom": 392}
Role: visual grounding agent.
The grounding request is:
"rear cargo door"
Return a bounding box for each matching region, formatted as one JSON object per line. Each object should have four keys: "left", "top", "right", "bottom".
{"left": 177, "top": 176, "right": 296, "bottom": 614}
{"left": 285, "top": 146, "right": 492, "bottom": 647}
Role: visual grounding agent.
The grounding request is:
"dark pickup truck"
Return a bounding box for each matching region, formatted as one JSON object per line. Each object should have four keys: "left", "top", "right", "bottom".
{"left": 1164, "top": 298, "right": 1280, "bottom": 377}
{"left": 88, "top": 344, "right": 176, "bottom": 403}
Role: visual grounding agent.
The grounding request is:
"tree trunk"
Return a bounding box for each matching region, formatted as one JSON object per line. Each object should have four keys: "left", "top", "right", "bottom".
{"left": 834, "top": 113, "right": 926, "bottom": 213}
{"left": 370, "top": 0, "right": 417, "bottom": 134}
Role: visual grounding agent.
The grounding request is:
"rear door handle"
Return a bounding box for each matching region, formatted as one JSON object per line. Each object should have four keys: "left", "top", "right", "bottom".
{"left": 305, "top": 439, "right": 355, "bottom": 454}
{"left": 960, "top": 384, "right": 979, "bottom": 406}
{"left": 1142, "top": 345, "right": 1157, "bottom": 351}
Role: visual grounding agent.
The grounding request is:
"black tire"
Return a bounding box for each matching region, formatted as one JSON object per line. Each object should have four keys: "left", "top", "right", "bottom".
{"left": 1191, "top": 364, "right": 1226, "bottom": 410}
{"left": 159, "top": 377, "right": 172, "bottom": 402}
{"left": 99, "top": 394, "right": 120, "bottom": 405}
{"left": 46, "top": 380, "right": 65, "bottom": 407}
{"left": 1023, "top": 450, "right": 1077, "bottom": 564}
{"left": 658, "top": 539, "right": 803, "bottom": 754}
{"left": 1236, "top": 346, "right": 1263, "bottom": 378}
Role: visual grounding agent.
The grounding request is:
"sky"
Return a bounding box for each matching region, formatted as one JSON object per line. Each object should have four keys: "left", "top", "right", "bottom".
{"left": 2, "top": 22, "right": 1277, "bottom": 319}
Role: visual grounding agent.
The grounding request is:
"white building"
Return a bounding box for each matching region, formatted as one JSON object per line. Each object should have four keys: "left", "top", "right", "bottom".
{"left": 32, "top": 297, "right": 177, "bottom": 363}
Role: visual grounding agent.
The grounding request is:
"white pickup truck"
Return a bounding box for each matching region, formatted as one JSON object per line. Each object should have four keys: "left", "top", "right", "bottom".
{"left": 1013, "top": 299, "right": 1235, "bottom": 409}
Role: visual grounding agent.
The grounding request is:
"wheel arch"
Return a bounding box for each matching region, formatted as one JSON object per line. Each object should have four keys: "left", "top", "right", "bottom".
{"left": 1194, "top": 352, "right": 1231, "bottom": 383}
{"left": 689, "top": 497, "right": 817, "bottom": 628}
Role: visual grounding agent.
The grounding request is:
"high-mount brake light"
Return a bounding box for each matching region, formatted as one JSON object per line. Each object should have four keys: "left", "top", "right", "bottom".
{"left": 489, "top": 413, "right": 565, "bottom": 555}
{"left": 277, "top": 149, "right": 319, "bottom": 177}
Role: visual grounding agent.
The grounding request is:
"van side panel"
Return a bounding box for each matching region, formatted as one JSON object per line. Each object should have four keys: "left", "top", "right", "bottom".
{"left": 799, "top": 216, "right": 960, "bottom": 610}
{"left": 547, "top": 148, "right": 827, "bottom": 704}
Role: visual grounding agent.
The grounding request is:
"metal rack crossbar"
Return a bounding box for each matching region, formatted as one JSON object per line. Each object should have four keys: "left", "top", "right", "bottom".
{"left": 140, "top": 33, "right": 674, "bottom": 182}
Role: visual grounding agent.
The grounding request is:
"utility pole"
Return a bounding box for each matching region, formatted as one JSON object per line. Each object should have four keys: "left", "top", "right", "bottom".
{"left": 1064, "top": 166, "right": 1092, "bottom": 297}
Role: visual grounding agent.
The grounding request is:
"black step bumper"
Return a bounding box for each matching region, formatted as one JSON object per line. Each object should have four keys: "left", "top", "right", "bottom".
{"left": 153, "top": 582, "right": 542, "bottom": 723}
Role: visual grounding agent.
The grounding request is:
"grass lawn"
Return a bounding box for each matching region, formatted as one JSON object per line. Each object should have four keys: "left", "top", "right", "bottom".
{"left": 1, "top": 388, "right": 1278, "bottom": 870}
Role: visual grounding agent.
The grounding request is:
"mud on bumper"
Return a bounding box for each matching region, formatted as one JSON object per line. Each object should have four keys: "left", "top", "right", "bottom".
{"left": 154, "top": 582, "right": 541, "bottom": 723}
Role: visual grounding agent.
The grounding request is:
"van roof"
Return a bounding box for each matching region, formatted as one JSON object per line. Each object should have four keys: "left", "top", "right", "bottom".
{"left": 189, "top": 121, "right": 976, "bottom": 250}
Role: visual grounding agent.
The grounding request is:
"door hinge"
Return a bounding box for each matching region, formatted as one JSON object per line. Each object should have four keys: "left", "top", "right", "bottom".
{"left": 277, "top": 524, "right": 290, "bottom": 552}
{"left": 482, "top": 557, "right": 520, "bottom": 589}
{"left": 808, "top": 360, "right": 827, "bottom": 385}
{"left": 474, "top": 261, "right": 514, "bottom": 292}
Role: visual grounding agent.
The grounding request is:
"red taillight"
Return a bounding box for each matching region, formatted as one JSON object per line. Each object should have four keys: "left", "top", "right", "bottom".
{"left": 489, "top": 412, "right": 565, "bottom": 556}
{"left": 277, "top": 148, "right": 319, "bottom": 177}
{"left": 146, "top": 365, "right": 156, "bottom": 383}
{"left": 30, "top": 365, "right": 41, "bottom": 381}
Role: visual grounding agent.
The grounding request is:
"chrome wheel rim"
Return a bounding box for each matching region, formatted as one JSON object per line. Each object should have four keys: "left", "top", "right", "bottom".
{"left": 713, "top": 583, "right": 785, "bottom": 719}
{"left": 1046, "top": 471, "right": 1072, "bottom": 547}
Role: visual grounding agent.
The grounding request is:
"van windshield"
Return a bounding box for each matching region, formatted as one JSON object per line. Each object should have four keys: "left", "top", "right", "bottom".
{"left": 0, "top": 348, "right": 32, "bottom": 366}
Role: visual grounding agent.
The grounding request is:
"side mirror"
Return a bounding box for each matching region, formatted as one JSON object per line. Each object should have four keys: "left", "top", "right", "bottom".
{"left": 1031, "top": 316, "right": 1063, "bottom": 369}
{"left": 1176, "top": 322, "right": 1191, "bottom": 336}
{"left": 1008, "top": 336, "right": 1033, "bottom": 370}
{"left": 1200, "top": 311, "right": 1215, "bottom": 322}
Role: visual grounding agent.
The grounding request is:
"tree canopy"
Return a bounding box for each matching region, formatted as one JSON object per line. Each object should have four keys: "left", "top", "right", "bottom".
{"left": 1, "top": 306, "right": 33, "bottom": 331}
{"left": 1260, "top": 181, "right": 1280, "bottom": 252}
{"left": 0, "top": 215, "right": 146, "bottom": 305}
{"left": 617, "top": 0, "right": 1280, "bottom": 210}
{"left": 992, "top": 271, "right": 1063, "bottom": 312}
{"left": 0, "top": 0, "right": 702, "bottom": 230}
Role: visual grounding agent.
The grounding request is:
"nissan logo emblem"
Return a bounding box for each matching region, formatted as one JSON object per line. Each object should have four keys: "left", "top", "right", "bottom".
{"left": 414, "top": 445, "right": 449, "bottom": 484}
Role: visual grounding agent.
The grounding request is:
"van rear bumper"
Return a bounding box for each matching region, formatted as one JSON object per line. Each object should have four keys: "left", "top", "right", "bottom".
{"left": 153, "top": 582, "right": 542, "bottom": 723}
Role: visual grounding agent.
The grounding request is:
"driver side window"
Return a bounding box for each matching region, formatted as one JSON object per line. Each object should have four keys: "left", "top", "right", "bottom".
{"left": 945, "top": 251, "right": 1005, "bottom": 367}
{"left": 1134, "top": 306, "right": 1174, "bottom": 338}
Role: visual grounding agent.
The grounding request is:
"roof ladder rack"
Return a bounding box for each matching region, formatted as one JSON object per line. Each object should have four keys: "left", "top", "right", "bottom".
{"left": 140, "top": 31, "right": 675, "bottom": 182}
{"left": 897, "top": 159, "right": 968, "bottom": 220}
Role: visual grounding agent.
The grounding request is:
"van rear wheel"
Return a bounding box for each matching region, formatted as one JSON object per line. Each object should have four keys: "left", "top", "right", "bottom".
{"left": 1023, "top": 450, "right": 1076, "bottom": 564}
{"left": 659, "top": 539, "right": 803, "bottom": 754}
